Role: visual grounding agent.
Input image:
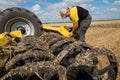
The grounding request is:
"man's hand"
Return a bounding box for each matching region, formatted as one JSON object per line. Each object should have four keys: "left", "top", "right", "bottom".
{"left": 68, "top": 32, "right": 73, "bottom": 37}
{"left": 68, "top": 21, "right": 78, "bottom": 38}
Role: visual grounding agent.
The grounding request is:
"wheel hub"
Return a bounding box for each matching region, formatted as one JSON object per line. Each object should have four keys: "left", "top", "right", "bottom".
{"left": 17, "top": 26, "right": 26, "bottom": 34}
{"left": 5, "top": 17, "right": 35, "bottom": 36}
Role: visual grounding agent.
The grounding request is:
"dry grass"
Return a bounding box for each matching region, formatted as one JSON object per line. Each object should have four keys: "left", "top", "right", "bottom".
{"left": 86, "top": 26, "right": 120, "bottom": 54}
{"left": 44, "top": 20, "right": 120, "bottom": 80}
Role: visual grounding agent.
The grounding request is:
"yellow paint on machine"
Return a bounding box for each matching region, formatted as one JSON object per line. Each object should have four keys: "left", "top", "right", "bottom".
{"left": 42, "top": 25, "right": 72, "bottom": 37}
{"left": 0, "top": 30, "right": 22, "bottom": 47}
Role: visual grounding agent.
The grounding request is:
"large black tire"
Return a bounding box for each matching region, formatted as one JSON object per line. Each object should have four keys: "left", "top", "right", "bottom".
{"left": 0, "top": 7, "right": 42, "bottom": 36}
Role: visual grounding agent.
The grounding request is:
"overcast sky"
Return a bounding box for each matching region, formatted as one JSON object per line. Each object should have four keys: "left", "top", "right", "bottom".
{"left": 0, "top": 0, "right": 120, "bottom": 23}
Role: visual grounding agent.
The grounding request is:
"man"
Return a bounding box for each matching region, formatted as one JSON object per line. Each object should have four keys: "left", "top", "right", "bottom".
{"left": 60, "top": 6, "right": 92, "bottom": 42}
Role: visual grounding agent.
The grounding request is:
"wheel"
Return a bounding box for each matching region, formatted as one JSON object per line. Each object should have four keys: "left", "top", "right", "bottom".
{"left": 91, "top": 48, "right": 118, "bottom": 80}
{"left": 0, "top": 7, "right": 42, "bottom": 36}
{"left": 66, "top": 65, "right": 94, "bottom": 80}
{"left": 1, "top": 62, "right": 67, "bottom": 80}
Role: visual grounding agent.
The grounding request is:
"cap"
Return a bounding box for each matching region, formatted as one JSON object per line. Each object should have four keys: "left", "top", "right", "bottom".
{"left": 60, "top": 9, "right": 67, "bottom": 19}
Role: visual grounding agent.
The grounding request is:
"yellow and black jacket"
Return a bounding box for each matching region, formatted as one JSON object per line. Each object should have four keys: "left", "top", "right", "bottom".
{"left": 68, "top": 6, "right": 89, "bottom": 23}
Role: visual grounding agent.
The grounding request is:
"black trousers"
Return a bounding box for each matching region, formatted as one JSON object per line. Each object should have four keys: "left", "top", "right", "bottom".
{"left": 75, "top": 14, "right": 92, "bottom": 42}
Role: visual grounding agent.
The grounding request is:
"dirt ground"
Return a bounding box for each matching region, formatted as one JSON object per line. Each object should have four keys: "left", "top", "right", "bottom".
{"left": 44, "top": 20, "right": 120, "bottom": 80}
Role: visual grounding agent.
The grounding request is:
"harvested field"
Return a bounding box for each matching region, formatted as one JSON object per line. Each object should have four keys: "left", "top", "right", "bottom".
{"left": 44, "top": 20, "right": 120, "bottom": 80}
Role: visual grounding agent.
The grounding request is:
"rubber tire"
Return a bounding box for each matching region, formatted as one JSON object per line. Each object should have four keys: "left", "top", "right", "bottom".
{"left": 0, "top": 7, "right": 42, "bottom": 36}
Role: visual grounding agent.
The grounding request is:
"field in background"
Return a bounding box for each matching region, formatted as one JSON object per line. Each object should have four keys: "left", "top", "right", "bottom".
{"left": 44, "top": 20, "right": 120, "bottom": 80}
{"left": 44, "top": 20, "right": 120, "bottom": 27}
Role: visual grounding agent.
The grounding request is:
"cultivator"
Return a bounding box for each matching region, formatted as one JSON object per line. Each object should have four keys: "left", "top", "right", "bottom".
{"left": 0, "top": 7, "right": 118, "bottom": 80}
